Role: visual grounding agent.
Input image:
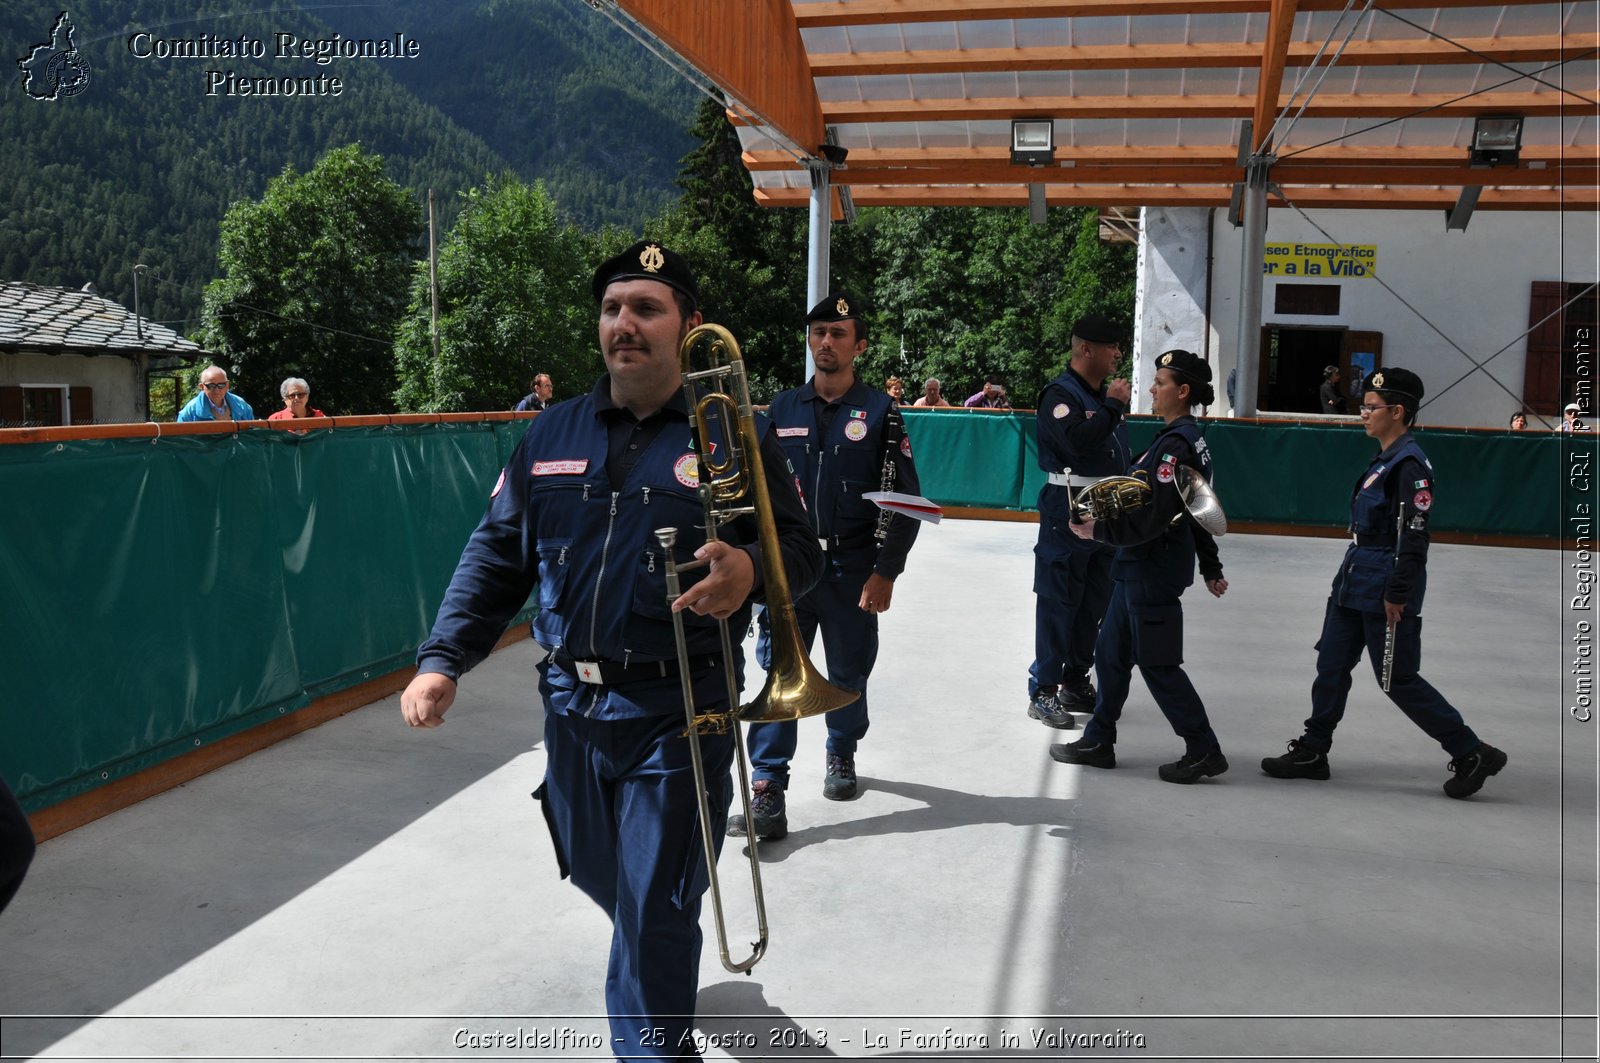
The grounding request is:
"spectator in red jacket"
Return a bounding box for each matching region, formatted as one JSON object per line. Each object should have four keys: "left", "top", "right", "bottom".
{"left": 269, "top": 377, "right": 326, "bottom": 420}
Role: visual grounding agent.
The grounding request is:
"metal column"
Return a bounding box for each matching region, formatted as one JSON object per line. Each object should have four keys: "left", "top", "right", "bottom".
{"left": 1233, "top": 157, "right": 1271, "bottom": 417}
{"left": 804, "top": 161, "right": 832, "bottom": 380}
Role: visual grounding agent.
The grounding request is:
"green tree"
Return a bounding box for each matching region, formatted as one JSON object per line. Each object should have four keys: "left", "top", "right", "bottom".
{"left": 656, "top": 98, "right": 811, "bottom": 400}
{"left": 394, "top": 175, "right": 595, "bottom": 412}
{"left": 201, "top": 145, "right": 422, "bottom": 414}
{"left": 852, "top": 205, "right": 1135, "bottom": 404}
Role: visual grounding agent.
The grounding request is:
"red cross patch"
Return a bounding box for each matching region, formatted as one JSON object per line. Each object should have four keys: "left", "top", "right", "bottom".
{"left": 1413, "top": 489, "right": 1433, "bottom": 512}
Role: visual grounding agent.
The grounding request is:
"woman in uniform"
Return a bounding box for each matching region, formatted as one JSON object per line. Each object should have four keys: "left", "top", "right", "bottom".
{"left": 1050, "top": 348, "right": 1229, "bottom": 783}
{"left": 1260, "top": 368, "right": 1507, "bottom": 798}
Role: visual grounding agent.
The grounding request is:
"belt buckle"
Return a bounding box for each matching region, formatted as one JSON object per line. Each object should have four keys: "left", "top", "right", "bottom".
{"left": 571, "top": 659, "right": 605, "bottom": 684}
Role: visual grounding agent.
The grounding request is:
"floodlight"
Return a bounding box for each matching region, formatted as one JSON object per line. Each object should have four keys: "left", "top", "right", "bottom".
{"left": 1011, "top": 119, "right": 1054, "bottom": 167}
{"left": 1468, "top": 115, "right": 1522, "bottom": 167}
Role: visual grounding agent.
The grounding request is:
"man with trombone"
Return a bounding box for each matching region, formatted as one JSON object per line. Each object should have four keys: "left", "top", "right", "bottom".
{"left": 400, "top": 241, "right": 821, "bottom": 1060}
{"left": 730, "top": 292, "right": 922, "bottom": 839}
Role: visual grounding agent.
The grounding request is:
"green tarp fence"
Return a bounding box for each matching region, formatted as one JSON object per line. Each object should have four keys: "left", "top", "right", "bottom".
{"left": 0, "top": 413, "right": 1562, "bottom": 812}
{"left": 905, "top": 409, "right": 1561, "bottom": 539}
{"left": 1, "top": 422, "right": 531, "bottom": 811}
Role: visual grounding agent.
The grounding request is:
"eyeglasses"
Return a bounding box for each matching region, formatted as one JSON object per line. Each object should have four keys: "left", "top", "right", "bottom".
{"left": 285, "top": 392, "right": 308, "bottom": 399}
{"left": 202, "top": 382, "right": 229, "bottom": 390}
{"left": 1359, "top": 403, "right": 1394, "bottom": 414}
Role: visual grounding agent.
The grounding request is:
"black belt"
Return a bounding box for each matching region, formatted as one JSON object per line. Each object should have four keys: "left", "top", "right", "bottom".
{"left": 550, "top": 649, "right": 723, "bottom": 686}
{"left": 1352, "top": 534, "right": 1397, "bottom": 548}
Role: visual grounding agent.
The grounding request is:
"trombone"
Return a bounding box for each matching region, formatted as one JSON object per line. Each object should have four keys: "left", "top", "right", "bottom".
{"left": 656, "top": 323, "right": 858, "bottom": 973}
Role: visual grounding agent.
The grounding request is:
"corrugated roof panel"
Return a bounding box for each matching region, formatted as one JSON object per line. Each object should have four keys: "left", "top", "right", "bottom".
{"left": 1065, "top": 16, "right": 1133, "bottom": 47}
{"left": 1128, "top": 12, "right": 1220, "bottom": 45}
{"left": 900, "top": 21, "right": 959, "bottom": 51}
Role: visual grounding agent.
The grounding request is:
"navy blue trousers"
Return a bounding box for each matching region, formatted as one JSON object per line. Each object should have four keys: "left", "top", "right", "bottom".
{"left": 1303, "top": 597, "right": 1480, "bottom": 758}
{"left": 1030, "top": 514, "right": 1114, "bottom": 696}
{"left": 748, "top": 575, "right": 877, "bottom": 788}
{"left": 1079, "top": 579, "right": 1220, "bottom": 756}
{"left": 536, "top": 710, "right": 734, "bottom": 1062}
{"left": 0, "top": 774, "right": 34, "bottom": 916}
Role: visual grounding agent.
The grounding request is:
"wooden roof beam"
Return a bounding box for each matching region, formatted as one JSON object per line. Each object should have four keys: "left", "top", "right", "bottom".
{"left": 821, "top": 90, "right": 1593, "bottom": 123}
{"left": 794, "top": 0, "right": 1572, "bottom": 29}
{"left": 1254, "top": 0, "right": 1300, "bottom": 152}
{"left": 807, "top": 34, "right": 1593, "bottom": 77}
{"left": 754, "top": 182, "right": 1597, "bottom": 210}
{"left": 804, "top": 160, "right": 1597, "bottom": 186}
{"left": 615, "top": 0, "right": 823, "bottom": 157}
{"left": 743, "top": 144, "right": 1600, "bottom": 169}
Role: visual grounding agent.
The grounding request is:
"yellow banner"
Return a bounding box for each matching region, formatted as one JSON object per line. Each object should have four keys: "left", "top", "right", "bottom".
{"left": 1263, "top": 242, "right": 1377, "bottom": 279}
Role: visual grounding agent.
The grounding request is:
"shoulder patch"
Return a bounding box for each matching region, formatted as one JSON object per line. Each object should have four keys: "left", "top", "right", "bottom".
{"left": 1053, "top": 402, "right": 1070, "bottom": 419}
{"left": 673, "top": 453, "right": 699, "bottom": 487}
{"left": 490, "top": 469, "right": 506, "bottom": 498}
{"left": 900, "top": 435, "right": 913, "bottom": 458}
{"left": 1412, "top": 489, "right": 1433, "bottom": 512}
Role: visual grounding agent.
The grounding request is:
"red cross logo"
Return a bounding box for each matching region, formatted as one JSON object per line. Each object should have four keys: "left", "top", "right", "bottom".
{"left": 580, "top": 664, "right": 596, "bottom": 681}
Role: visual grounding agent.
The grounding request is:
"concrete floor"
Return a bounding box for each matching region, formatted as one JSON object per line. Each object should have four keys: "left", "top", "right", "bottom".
{"left": 0, "top": 522, "right": 1593, "bottom": 1062}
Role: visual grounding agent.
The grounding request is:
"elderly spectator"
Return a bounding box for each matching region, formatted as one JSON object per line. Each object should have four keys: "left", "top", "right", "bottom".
{"left": 913, "top": 378, "right": 952, "bottom": 407}
{"left": 964, "top": 377, "right": 1012, "bottom": 409}
{"left": 1561, "top": 403, "right": 1590, "bottom": 432}
{"left": 514, "top": 373, "right": 554, "bottom": 412}
{"left": 268, "top": 378, "right": 326, "bottom": 420}
{"left": 176, "top": 366, "right": 254, "bottom": 422}
{"left": 885, "top": 376, "right": 910, "bottom": 406}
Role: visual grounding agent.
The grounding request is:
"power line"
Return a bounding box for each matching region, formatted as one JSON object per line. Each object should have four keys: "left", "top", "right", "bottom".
{"left": 138, "top": 267, "right": 396, "bottom": 347}
{"left": 1271, "top": 189, "right": 1577, "bottom": 427}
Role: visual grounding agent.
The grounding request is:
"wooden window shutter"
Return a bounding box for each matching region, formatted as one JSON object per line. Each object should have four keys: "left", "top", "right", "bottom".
{"left": 69, "top": 386, "right": 94, "bottom": 425}
{"left": 1524, "top": 281, "right": 1564, "bottom": 413}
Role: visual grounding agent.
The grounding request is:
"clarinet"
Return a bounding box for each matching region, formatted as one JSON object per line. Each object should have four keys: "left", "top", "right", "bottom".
{"left": 1380, "top": 505, "right": 1403, "bottom": 692}
{"left": 874, "top": 449, "right": 897, "bottom": 541}
{"left": 874, "top": 409, "right": 903, "bottom": 542}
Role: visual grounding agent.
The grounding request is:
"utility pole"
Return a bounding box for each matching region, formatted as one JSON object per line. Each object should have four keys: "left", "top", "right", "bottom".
{"left": 428, "top": 190, "right": 441, "bottom": 368}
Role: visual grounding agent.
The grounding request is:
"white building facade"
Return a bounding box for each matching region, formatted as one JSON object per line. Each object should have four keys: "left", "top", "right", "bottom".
{"left": 1133, "top": 206, "right": 1600, "bottom": 429}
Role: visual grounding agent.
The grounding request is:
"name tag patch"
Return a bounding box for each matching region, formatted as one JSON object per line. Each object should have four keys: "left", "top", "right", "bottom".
{"left": 776, "top": 426, "right": 809, "bottom": 438}
{"left": 532, "top": 459, "right": 589, "bottom": 476}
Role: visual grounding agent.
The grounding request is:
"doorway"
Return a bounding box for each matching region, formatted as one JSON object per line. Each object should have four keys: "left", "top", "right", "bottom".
{"left": 1257, "top": 327, "right": 1382, "bottom": 413}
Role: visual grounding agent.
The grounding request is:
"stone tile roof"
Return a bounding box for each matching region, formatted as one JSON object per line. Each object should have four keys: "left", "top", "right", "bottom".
{"left": 0, "top": 280, "right": 205, "bottom": 358}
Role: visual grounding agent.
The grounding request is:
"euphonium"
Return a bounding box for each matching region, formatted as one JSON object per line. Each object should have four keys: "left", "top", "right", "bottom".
{"left": 656, "top": 322, "right": 858, "bottom": 975}
{"left": 1071, "top": 466, "right": 1227, "bottom": 537}
{"left": 1071, "top": 474, "right": 1153, "bottom": 523}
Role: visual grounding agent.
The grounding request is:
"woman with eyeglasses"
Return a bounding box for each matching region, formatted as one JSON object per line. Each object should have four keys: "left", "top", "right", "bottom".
{"left": 268, "top": 377, "right": 326, "bottom": 421}
{"left": 176, "top": 365, "right": 255, "bottom": 422}
{"left": 1050, "top": 348, "right": 1230, "bottom": 784}
{"left": 1261, "top": 368, "right": 1507, "bottom": 798}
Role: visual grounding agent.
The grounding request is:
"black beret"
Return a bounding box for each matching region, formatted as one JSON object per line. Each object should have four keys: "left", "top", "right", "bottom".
{"left": 1072, "top": 314, "right": 1123, "bottom": 345}
{"left": 1364, "top": 367, "right": 1423, "bottom": 405}
{"left": 1154, "top": 348, "right": 1213, "bottom": 385}
{"left": 591, "top": 240, "right": 699, "bottom": 309}
{"left": 805, "top": 291, "right": 865, "bottom": 324}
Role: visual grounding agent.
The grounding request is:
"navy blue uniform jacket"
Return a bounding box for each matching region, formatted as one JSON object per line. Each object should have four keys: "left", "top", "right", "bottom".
{"left": 417, "top": 378, "right": 822, "bottom": 718}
